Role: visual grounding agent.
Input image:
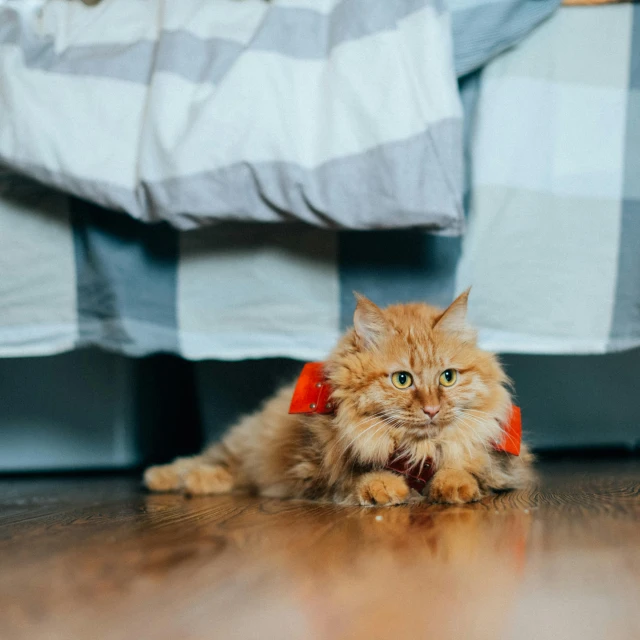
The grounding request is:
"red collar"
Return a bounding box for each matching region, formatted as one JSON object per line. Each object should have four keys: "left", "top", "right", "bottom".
{"left": 385, "top": 454, "right": 435, "bottom": 492}
{"left": 288, "top": 362, "right": 522, "bottom": 463}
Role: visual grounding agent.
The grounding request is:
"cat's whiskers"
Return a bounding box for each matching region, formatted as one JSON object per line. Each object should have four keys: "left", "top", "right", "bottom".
{"left": 325, "top": 414, "right": 385, "bottom": 463}
{"left": 335, "top": 411, "right": 391, "bottom": 442}
{"left": 379, "top": 409, "right": 415, "bottom": 429}
{"left": 342, "top": 408, "right": 408, "bottom": 459}
{"left": 463, "top": 408, "right": 521, "bottom": 452}
{"left": 457, "top": 410, "right": 504, "bottom": 452}
{"left": 347, "top": 419, "right": 386, "bottom": 446}
{"left": 365, "top": 422, "right": 393, "bottom": 460}
{"left": 323, "top": 413, "right": 391, "bottom": 467}
{"left": 455, "top": 408, "right": 498, "bottom": 432}
{"left": 341, "top": 419, "right": 390, "bottom": 457}
{"left": 334, "top": 412, "right": 392, "bottom": 446}
{"left": 379, "top": 413, "right": 405, "bottom": 429}
{"left": 463, "top": 408, "right": 507, "bottom": 425}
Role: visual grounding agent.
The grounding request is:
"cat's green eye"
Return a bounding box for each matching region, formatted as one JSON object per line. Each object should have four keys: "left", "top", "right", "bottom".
{"left": 439, "top": 369, "right": 458, "bottom": 387}
{"left": 391, "top": 371, "right": 413, "bottom": 389}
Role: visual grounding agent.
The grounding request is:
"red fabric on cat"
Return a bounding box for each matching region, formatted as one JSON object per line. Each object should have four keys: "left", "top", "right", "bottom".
{"left": 288, "top": 362, "right": 334, "bottom": 414}
{"left": 494, "top": 405, "right": 521, "bottom": 456}
{"left": 289, "top": 361, "right": 522, "bottom": 455}
{"left": 384, "top": 454, "right": 435, "bottom": 492}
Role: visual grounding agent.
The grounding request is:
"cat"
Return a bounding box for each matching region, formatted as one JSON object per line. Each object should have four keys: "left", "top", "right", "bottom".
{"left": 144, "top": 291, "right": 533, "bottom": 505}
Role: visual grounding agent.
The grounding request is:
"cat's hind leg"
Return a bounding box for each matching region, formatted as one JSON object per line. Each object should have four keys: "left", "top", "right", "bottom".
{"left": 144, "top": 455, "right": 235, "bottom": 496}
{"left": 183, "top": 464, "right": 235, "bottom": 496}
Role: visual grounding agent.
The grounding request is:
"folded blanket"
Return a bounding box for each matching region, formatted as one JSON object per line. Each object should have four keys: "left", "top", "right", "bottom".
{"left": 0, "top": 0, "right": 463, "bottom": 231}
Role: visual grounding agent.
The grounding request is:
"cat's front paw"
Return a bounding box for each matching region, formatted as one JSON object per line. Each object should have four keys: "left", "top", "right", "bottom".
{"left": 428, "top": 469, "right": 482, "bottom": 504}
{"left": 354, "top": 471, "right": 410, "bottom": 506}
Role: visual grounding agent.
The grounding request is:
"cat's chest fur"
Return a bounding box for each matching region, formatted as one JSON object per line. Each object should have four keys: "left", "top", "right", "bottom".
{"left": 341, "top": 412, "right": 502, "bottom": 473}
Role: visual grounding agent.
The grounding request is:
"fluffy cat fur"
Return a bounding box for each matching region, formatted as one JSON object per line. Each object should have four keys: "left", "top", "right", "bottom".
{"left": 145, "top": 291, "right": 533, "bottom": 505}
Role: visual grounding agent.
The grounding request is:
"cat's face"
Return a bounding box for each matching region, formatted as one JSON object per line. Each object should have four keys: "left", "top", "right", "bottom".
{"left": 329, "top": 292, "right": 509, "bottom": 446}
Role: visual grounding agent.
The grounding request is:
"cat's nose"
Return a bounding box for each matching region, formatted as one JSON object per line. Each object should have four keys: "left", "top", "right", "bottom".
{"left": 422, "top": 405, "right": 440, "bottom": 419}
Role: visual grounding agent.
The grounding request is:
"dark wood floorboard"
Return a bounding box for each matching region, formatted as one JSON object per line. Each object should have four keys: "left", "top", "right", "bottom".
{"left": 0, "top": 459, "right": 638, "bottom": 640}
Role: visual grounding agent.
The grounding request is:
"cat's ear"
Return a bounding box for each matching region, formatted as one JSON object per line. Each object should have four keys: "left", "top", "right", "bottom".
{"left": 434, "top": 289, "right": 476, "bottom": 342}
{"left": 353, "top": 292, "right": 387, "bottom": 348}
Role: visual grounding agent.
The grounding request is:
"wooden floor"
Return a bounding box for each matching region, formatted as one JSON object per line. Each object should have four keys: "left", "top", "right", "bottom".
{"left": 1, "top": 459, "right": 639, "bottom": 640}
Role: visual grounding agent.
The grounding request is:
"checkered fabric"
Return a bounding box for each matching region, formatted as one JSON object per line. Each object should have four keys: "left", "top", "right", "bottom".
{"left": 5, "top": 5, "right": 634, "bottom": 360}
{"left": 458, "top": 5, "right": 640, "bottom": 353}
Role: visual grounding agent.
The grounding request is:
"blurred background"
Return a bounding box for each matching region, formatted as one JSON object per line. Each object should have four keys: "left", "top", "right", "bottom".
{"left": 1, "top": 0, "right": 639, "bottom": 473}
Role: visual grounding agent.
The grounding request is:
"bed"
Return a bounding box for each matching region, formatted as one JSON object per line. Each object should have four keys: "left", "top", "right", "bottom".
{"left": 1, "top": 0, "right": 639, "bottom": 470}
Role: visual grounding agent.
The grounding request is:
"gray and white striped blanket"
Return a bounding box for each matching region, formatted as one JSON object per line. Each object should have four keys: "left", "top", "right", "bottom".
{"left": 0, "top": 0, "right": 464, "bottom": 231}
{"left": 0, "top": 0, "right": 561, "bottom": 230}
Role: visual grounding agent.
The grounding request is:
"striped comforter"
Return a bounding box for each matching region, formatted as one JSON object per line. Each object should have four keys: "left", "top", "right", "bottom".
{"left": 0, "top": 0, "right": 464, "bottom": 231}
{"left": 15, "top": 0, "right": 637, "bottom": 362}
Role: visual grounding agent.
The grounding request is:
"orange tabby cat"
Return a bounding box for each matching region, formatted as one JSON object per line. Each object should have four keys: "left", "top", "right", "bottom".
{"left": 145, "top": 291, "right": 533, "bottom": 505}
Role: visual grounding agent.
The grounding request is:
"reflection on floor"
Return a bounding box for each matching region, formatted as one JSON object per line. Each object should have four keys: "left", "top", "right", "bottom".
{"left": 0, "top": 459, "right": 638, "bottom": 640}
